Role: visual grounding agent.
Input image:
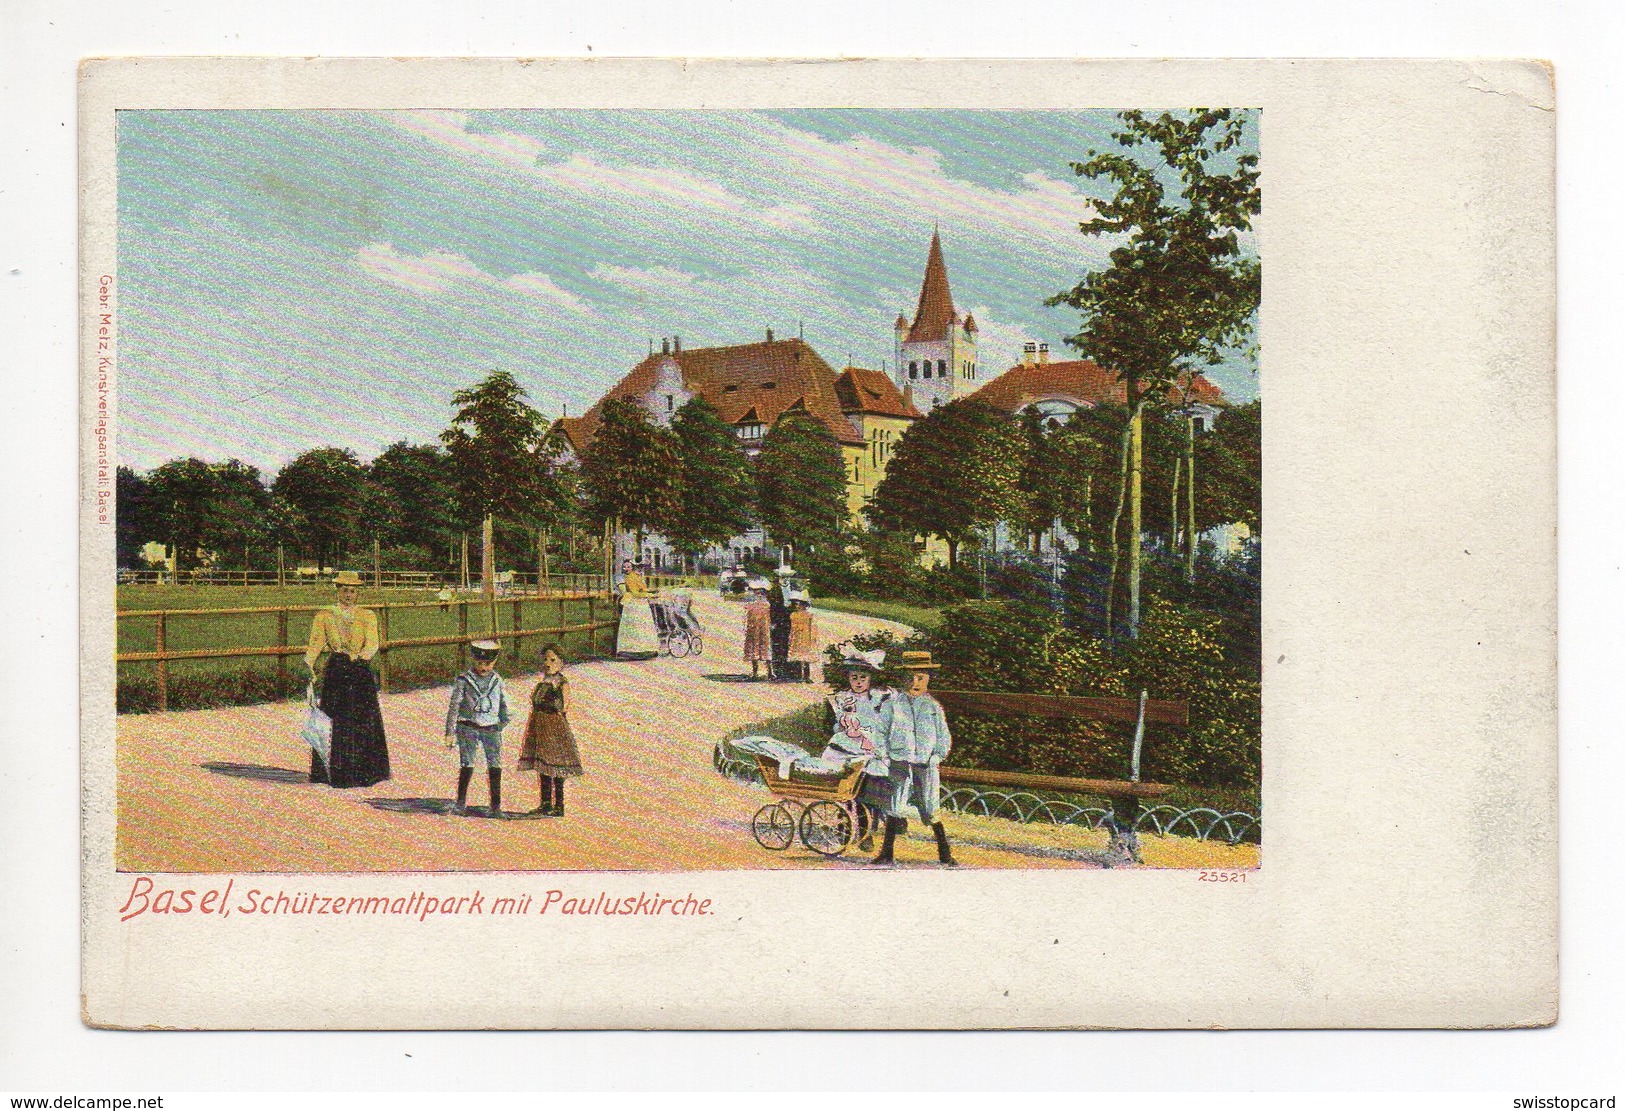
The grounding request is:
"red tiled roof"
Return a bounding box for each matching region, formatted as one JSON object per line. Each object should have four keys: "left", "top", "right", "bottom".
{"left": 966, "top": 359, "right": 1229, "bottom": 413}
{"left": 833, "top": 366, "right": 922, "bottom": 419}
{"left": 906, "top": 231, "right": 957, "bottom": 344}
{"left": 564, "top": 338, "right": 865, "bottom": 448}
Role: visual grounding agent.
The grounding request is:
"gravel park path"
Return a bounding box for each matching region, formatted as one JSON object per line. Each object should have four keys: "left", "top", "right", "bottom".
{"left": 114, "top": 592, "right": 1259, "bottom": 873}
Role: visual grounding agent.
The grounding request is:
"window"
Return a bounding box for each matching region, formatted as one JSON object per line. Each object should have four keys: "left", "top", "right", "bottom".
{"left": 937, "top": 359, "right": 946, "bottom": 374}
{"left": 922, "top": 364, "right": 931, "bottom": 379}
{"left": 736, "top": 422, "right": 764, "bottom": 440}
{"left": 908, "top": 362, "right": 918, "bottom": 379}
{"left": 665, "top": 395, "right": 674, "bottom": 411}
{"left": 760, "top": 382, "right": 776, "bottom": 390}
{"left": 1193, "top": 416, "right": 1207, "bottom": 433}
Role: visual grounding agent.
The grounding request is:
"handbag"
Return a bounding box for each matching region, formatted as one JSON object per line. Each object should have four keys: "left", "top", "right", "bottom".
{"left": 300, "top": 681, "right": 332, "bottom": 765}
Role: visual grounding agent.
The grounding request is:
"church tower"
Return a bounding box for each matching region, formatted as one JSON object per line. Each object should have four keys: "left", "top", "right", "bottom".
{"left": 893, "top": 230, "right": 978, "bottom": 410}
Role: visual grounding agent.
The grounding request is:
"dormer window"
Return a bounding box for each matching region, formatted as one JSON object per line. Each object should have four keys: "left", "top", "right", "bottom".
{"left": 736, "top": 422, "right": 764, "bottom": 441}
{"left": 760, "top": 382, "right": 776, "bottom": 390}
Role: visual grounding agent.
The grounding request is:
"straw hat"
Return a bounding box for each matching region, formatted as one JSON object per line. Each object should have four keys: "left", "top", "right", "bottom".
{"left": 897, "top": 650, "right": 941, "bottom": 670}
{"left": 333, "top": 570, "right": 363, "bottom": 586}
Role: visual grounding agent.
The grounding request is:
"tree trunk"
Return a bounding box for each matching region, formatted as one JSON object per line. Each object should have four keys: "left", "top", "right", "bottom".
{"left": 946, "top": 536, "right": 959, "bottom": 570}
{"left": 1185, "top": 414, "right": 1198, "bottom": 583}
{"left": 482, "top": 514, "right": 497, "bottom": 634}
{"left": 1127, "top": 393, "right": 1145, "bottom": 639}
{"left": 1104, "top": 418, "right": 1131, "bottom": 637}
{"left": 1170, "top": 455, "right": 1182, "bottom": 555}
{"left": 1084, "top": 473, "right": 1094, "bottom": 555}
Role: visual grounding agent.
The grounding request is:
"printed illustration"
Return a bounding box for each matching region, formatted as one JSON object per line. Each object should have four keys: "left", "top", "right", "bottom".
{"left": 109, "top": 108, "right": 1261, "bottom": 872}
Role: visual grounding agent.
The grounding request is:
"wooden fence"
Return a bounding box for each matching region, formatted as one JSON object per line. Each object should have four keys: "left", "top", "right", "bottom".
{"left": 117, "top": 568, "right": 615, "bottom": 593}
{"left": 116, "top": 591, "right": 620, "bottom": 713}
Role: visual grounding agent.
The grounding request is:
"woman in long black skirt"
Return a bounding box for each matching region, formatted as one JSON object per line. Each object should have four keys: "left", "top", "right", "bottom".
{"left": 303, "top": 570, "right": 391, "bottom": 788}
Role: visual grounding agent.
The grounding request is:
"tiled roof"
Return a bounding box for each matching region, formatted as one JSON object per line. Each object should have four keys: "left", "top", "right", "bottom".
{"left": 562, "top": 338, "right": 865, "bottom": 448}
{"left": 966, "top": 359, "right": 1229, "bottom": 413}
{"left": 905, "top": 231, "right": 957, "bottom": 344}
{"left": 834, "top": 366, "right": 922, "bottom": 419}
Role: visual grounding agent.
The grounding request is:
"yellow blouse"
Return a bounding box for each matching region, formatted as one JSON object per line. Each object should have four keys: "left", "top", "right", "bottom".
{"left": 622, "top": 571, "right": 653, "bottom": 597}
{"left": 305, "top": 605, "right": 380, "bottom": 666}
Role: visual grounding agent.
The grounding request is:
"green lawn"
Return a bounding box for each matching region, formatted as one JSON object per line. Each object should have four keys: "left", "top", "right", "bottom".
{"left": 810, "top": 596, "right": 942, "bottom": 631}
{"left": 115, "top": 585, "right": 614, "bottom": 713}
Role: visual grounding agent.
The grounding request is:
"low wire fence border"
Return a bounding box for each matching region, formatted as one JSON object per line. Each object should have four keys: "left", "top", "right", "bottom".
{"left": 712, "top": 747, "right": 1260, "bottom": 845}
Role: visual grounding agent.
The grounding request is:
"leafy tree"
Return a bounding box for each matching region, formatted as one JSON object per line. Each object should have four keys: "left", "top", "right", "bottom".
{"left": 441, "top": 371, "right": 570, "bottom": 530}
{"left": 1013, "top": 408, "right": 1064, "bottom": 552}
{"left": 1046, "top": 108, "right": 1260, "bottom": 637}
{"left": 578, "top": 397, "right": 681, "bottom": 549}
{"left": 367, "top": 442, "right": 460, "bottom": 562}
{"left": 115, "top": 466, "right": 149, "bottom": 567}
{"left": 272, "top": 447, "right": 366, "bottom": 572}
{"left": 1049, "top": 404, "right": 1125, "bottom": 550}
{"left": 201, "top": 459, "right": 272, "bottom": 570}
{"left": 755, "top": 410, "right": 847, "bottom": 558}
{"left": 1196, "top": 400, "right": 1261, "bottom": 535}
{"left": 870, "top": 399, "right": 1026, "bottom": 569}
{"left": 665, "top": 398, "right": 756, "bottom": 561}
{"left": 143, "top": 458, "right": 218, "bottom": 572}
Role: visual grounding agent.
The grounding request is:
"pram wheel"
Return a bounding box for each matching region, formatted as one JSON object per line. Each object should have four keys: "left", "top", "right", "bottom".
{"left": 751, "top": 803, "right": 795, "bottom": 851}
{"left": 668, "top": 632, "right": 691, "bottom": 658}
{"left": 798, "top": 801, "right": 854, "bottom": 857}
{"left": 690, "top": 634, "right": 703, "bottom": 656}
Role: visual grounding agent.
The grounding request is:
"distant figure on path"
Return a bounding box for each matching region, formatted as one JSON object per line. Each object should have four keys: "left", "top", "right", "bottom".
{"left": 741, "top": 578, "right": 772, "bottom": 680}
{"left": 786, "top": 592, "right": 816, "bottom": 683}
{"left": 304, "top": 570, "right": 391, "bottom": 789}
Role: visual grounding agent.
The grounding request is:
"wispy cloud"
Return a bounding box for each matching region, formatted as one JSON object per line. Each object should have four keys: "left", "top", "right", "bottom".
{"left": 356, "top": 243, "right": 592, "bottom": 315}
{"left": 386, "top": 110, "right": 548, "bottom": 171}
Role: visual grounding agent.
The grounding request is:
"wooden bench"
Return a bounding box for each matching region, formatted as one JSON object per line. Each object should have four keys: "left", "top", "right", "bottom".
{"left": 930, "top": 688, "right": 1189, "bottom": 858}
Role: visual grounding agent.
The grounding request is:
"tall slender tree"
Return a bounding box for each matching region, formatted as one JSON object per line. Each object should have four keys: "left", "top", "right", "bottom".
{"left": 272, "top": 447, "right": 366, "bottom": 573}
{"left": 755, "top": 410, "right": 847, "bottom": 558}
{"left": 665, "top": 398, "right": 756, "bottom": 564}
{"left": 578, "top": 397, "right": 682, "bottom": 552}
{"left": 143, "top": 457, "right": 219, "bottom": 572}
{"left": 870, "top": 399, "right": 1026, "bottom": 570}
{"left": 1047, "top": 108, "right": 1260, "bottom": 637}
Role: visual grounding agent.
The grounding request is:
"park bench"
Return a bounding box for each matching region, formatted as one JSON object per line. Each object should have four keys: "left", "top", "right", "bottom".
{"left": 931, "top": 688, "right": 1188, "bottom": 863}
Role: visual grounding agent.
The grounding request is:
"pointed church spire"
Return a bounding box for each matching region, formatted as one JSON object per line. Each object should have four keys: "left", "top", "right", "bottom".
{"left": 906, "top": 229, "right": 956, "bottom": 344}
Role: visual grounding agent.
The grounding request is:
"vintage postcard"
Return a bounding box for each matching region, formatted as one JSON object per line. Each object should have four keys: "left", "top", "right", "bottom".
{"left": 80, "top": 58, "right": 1555, "bottom": 1029}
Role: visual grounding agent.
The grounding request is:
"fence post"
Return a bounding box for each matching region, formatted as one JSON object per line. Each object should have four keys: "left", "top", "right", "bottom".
{"left": 512, "top": 599, "right": 522, "bottom": 661}
{"left": 155, "top": 612, "right": 168, "bottom": 713}
{"left": 277, "top": 544, "right": 285, "bottom": 588}
{"left": 587, "top": 595, "right": 597, "bottom": 658}
{"left": 276, "top": 609, "right": 289, "bottom": 686}
{"left": 457, "top": 602, "right": 468, "bottom": 672}
{"left": 376, "top": 606, "right": 390, "bottom": 694}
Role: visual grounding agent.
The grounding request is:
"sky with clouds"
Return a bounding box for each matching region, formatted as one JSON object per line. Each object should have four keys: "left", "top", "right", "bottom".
{"left": 116, "top": 109, "right": 1259, "bottom": 474}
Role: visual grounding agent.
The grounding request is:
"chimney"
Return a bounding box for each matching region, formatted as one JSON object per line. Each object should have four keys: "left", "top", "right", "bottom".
{"left": 661, "top": 338, "right": 671, "bottom": 356}
{"left": 766, "top": 327, "right": 774, "bottom": 343}
{"left": 1022, "top": 341, "right": 1037, "bottom": 367}
{"left": 1038, "top": 343, "right": 1050, "bottom": 365}
{"left": 673, "top": 335, "right": 682, "bottom": 354}
{"left": 902, "top": 383, "right": 915, "bottom": 410}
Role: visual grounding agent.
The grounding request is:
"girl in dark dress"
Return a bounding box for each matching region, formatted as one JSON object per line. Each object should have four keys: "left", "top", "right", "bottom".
{"left": 517, "top": 644, "right": 583, "bottom": 815}
{"left": 304, "top": 571, "right": 391, "bottom": 788}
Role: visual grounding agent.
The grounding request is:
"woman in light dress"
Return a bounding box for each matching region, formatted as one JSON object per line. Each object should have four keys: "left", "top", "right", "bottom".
{"left": 614, "top": 558, "right": 660, "bottom": 658}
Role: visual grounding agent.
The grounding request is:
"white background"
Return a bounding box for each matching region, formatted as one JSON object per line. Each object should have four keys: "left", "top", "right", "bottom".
{"left": 2, "top": 0, "right": 1618, "bottom": 1094}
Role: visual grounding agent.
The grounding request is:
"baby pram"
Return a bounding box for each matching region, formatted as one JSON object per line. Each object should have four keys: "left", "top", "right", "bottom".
{"left": 648, "top": 593, "right": 704, "bottom": 658}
